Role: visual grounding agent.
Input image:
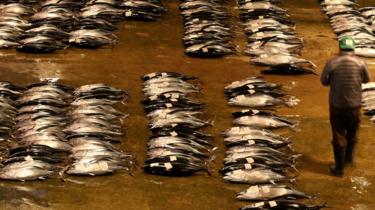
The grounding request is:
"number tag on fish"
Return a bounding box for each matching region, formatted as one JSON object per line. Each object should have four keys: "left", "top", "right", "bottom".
{"left": 260, "top": 54, "right": 268, "bottom": 58}
{"left": 246, "top": 157, "right": 254, "bottom": 163}
{"left": 165, "top": 103, "right": 173, "bottom": 108}
{"left": 259, "top": 16, "right": 264, "bottom": 19}
{"left": 251, "top": 23, "right": 259, "bottom": 28}
{"left": 170, "top": 98, "right": 178, "bottom": 102}
{"left": 256, "top": 32, "right": 264, "bottom": 37}
{"left": 171, "top": 93, "right": 180, "bottom": 99}
{"left": 247, "top": 140, "right": 255, "bottom": 145}
{"left": 161, "top": 73, "right": 168, "bottom": 77}
{"left": 125, "top": 11, "right": 132, "bottom": 17}
{"left": 150, "top": 163, "right": 159, "bottom": 167}
{"left": 247, "top": 84, "right": 255, "bottom": 89}
{"left": 150, "top": 95, "right": 158, "bottom": 101}
{"left": 254, "top": 202, "right": 265, "bottom": 207}
{"left": 248, "top": 90, "right": 256, "bottom": 95}
{"left": 202, "top": 48, "right": 208, "bottom": 53}
{"left": 269, "top": 201, "right": 277, "bottom": 207}
{"left": 164, "top": 162, "right": 173, "bottom": 170}
{"left": 241, "top": 109, "right": 250, "bottom": 113}
{"left": 244, "top": 164, "right": 252, "bottom": 169}
{"left": 25, "top": 155, "right": 34, "bottom": 161}
{"left": 171, "top": 123, "right": 178, "bottom": 127}
{"left": 253, "top": 41, "right": 261, "bottom": 46}
{"left": 169, "top": 156, "right": 177, "bottom": 161}
{"left": 170, "top": 131, "right": 178, "bottom": 137}
{"left": 148, "top": 73, "right": 156, "bottom": 78}
{"left": 252, "top": 110, "right": 260, "bottom": 114}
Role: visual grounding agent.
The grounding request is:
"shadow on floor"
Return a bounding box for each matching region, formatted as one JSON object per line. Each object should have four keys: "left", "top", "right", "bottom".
{"left": 298, "top": 154, "right": 332, "bottom": 175}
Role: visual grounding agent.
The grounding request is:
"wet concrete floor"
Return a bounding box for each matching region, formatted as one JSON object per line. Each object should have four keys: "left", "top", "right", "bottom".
{"left": 0, "top": 0, "right": 374, "bottom": 209}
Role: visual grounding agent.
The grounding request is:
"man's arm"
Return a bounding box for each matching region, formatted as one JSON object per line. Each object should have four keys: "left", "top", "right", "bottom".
{"left": 321, "top": 61, "right": 332, "bottom": 86}
{"left": 361, "top": 62, "right": 370, "bottom": 83}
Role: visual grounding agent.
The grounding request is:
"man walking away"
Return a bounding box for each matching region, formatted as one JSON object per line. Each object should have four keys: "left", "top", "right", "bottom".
{"left": 320, "top": 36, "right": 370, "bottom": 177}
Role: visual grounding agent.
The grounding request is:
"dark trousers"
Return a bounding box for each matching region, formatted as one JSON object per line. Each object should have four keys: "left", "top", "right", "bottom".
{"left": 329, "top": 106, "right": 361, "bottom": 148}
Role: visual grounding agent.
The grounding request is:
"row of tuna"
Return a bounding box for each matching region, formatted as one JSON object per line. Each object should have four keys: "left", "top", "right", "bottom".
{"left": 179, "top": 0, "right": 235, "bottom": 57}
{"left": 362, "top": 82, "right": 375, "bottom": 123}
{"left": 63, "top": 84, "right": 134, "bottom": 176}
{"left": 141, "top": 72, "right": 214, "bottom": 176}
{"left": 0, "top": 81, "right": 132, "bottom": 181}
{"left": 0, "top": 81, "right": 72, "bottom": 181}
{"left": 0, "top": 0, "right": 167, "bottom": 53}
{"left": 221, "top": 77, "right": 326, "bottom": 210}
{"left": 236, "top": 0, "right": 316, "bottom": 71}
{"left": 319, "top": 0, "right": 375, "bottom": 57}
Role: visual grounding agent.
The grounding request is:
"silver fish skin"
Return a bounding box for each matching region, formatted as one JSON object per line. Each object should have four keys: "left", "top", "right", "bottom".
{"left": 223, "top": 168, "right": 289, "bottom": 184}
{"left": 0, "top": 160, "right": 54, "bottom": 181}
{"left": 233, "top": 115, "right": 294, "bottom": 129}
{"left": 228, "top": 94, "right": 284, "bottom": 107}
{"left": 237, "top": 184, "right": 308, "bottom": 201}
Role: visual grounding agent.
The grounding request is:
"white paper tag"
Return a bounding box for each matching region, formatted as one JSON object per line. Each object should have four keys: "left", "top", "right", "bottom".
{"left": 246, "top": 157, "right": 254, "bottom": 163}
{"left": 248, "top": 89, "right": 256, "bottom": 94}
{"left": 150, "top": 163, "right": 159, "bottom": 167}
{"left": 150, "top": 95, "right": 158, "bottom": 101}
{"left": 244, "top": 164, "right": 252, "bottom": 169}
{"left": 148, "top": 73, "right": 156, "bottom": 78}
{"left": 269, "top": 201, "right": 277, "bottom": 207}
{"left": 251, "top": 23, "right": 259, "bottom": 28}
{"left": 260, "top": 54, "right": 268, "bottom": 58}
{"left": 169, "top": 156, "right": 177, "bottom": 161}
{"left": 253, "top": 41, "right": 261, "bottom": 46}
{"left": 161, "top": 73, "right": 168, "bottom": 77}
{"left": 259, "top": 16, "right": 264, "bottom": 19}
{"left": 165, "top": 103, "right": 173, "bottom": 108}
{"left": 253, "top": 110, "right": 260, "bottom": 114}
{"left": 254, "top": 202, "right": 265, "bottom": 207}
{"left": 171, "top": 93, "right": 180, "bottom": 99}
{"left": 170, "top": 98, "right": 178, "bottom": 102}
{"left": 25, "top": 155, "right": 34, "bottom": 161}
{"left": 256, "top": 32, "right": 264, "bottom": 37}
{"left": 202, "top": 47, "right": 208, "bottom": 53}
{"left": 170, "top": 131, "right": 178, "bottom": 136}
{"left": 247, "top": 84, "right": 255, "bottom": 89}
{"left": 345, "top": 39, "right": 354, "bottom": 45}
{"left": 241, "top": 109, "right": 249, "bottom": 113}
{"left": 248, "top": 140, "right": 255, "bottom": 145}
{"left": 125, "top": 11, "right": 132, "bottom": 17}
{"left": 164, "top": 162, "right": 173, "bottom": 170}
{"left": 171, "top": 123, "right": 178, "bottom": 127}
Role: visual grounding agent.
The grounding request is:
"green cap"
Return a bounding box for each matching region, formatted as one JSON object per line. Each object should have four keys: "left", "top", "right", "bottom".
{"left": 339, "top": 36, "right": 355, "bottom": 50}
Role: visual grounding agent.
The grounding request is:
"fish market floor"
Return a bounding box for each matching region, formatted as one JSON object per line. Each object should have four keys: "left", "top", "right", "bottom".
{"left": 0, "top": 0, "right": 375, "bottom": 209}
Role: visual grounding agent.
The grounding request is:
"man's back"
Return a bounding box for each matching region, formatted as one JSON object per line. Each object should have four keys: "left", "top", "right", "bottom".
{"left": 321, "top": 52, "right": 370, "bottom": 108}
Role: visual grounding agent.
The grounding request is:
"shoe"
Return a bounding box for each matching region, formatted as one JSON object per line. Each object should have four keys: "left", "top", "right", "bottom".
{"left": 345, "top": 142, "right": 355, "bottom": 166}
{"left": 330, "top": 146, "right": 345, "bottom": 177}
{"left": 329, "top": 165, "right": 344, "bottom": 177}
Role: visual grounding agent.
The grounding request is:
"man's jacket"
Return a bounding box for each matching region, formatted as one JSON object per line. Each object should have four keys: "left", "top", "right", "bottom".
{"left": 321, "top": 51, "right": 370, "bottom": 108}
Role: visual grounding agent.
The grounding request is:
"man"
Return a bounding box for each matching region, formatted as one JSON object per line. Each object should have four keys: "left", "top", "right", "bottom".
{"left": 321, "top": 36, "right": 370, "bottom": 177}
